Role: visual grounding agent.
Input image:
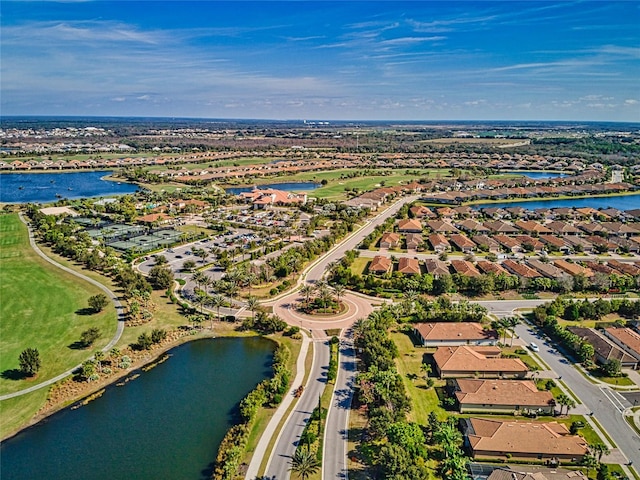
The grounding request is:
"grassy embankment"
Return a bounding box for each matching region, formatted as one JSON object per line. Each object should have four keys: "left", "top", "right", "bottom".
{"left": 0, "top": 213, "right": 117, "bottom": 436}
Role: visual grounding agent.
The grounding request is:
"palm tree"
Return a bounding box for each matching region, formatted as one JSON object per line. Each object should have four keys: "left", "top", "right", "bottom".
{"left": 191, "top": 271, "right": 205, "bottom": 292}
{"left": 94, "top": 350, "right": 105, "bottom": 373}
{"left": 420, "top": 362, "right": 432, "bottom": 382}
{"left": 209, "top": 294, "right": 226, "bottom": 325}
{"left": 332, "top": 284, "right": 346, "bottom": 308}
{"left": 589, "top": 443, "right": 610, "bottom": 462}
{"left": 300, "top": 284, "right": 314, "bottom": 307}
{"left": 289, "top": 447, "right": 320, "bottom": 480}
{"left": 246, "top": 295, "right": 260, "bottom": 321}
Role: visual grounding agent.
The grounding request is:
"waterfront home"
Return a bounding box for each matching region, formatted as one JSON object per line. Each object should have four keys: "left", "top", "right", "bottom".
{"left": 414, "top": 322, "right": 497, "bottom": 347}
{"left": 462, "top": 418, "right": 588, "bottom": 462}
{"left": 409, "top": 205, "right": 435, "bottom": 218}
{"left": 432, "top": 346, "right": 528, "bottom": 379}
{"left": 450, "top": 379, "right": 554, "bottom": 414}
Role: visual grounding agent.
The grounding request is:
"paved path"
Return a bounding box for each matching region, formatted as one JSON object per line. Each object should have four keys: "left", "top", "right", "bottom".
{"left": 0, "top": 215, "right": 126, "bottom": 401}
{"left": 244, "top": 332, "right": 312, "bottom": 480}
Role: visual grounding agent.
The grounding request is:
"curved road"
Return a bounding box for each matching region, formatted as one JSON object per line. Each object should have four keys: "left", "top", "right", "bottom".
{"left": 0, "top": 215, "right": 125, "bottom": 401}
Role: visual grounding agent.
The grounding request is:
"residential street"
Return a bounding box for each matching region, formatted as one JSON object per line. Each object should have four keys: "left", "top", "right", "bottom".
{"left": 323, "top": 334, "right": 357, "bottom": 480}
{"left": 515, "top": 322, "right": 640, "bottom": 466}
{"left": 263, "top": 336, "right": 330, "bottom": 480}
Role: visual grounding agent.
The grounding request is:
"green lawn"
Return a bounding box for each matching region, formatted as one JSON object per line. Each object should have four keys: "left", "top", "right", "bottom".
{"left": 391, "top": 330, "right": 447, "bottom": 425}
{"left": 350, "top": 257, "right": 370, "bottom": 276}
{"left": 0, "top": 388, "right": 49, "bottom": 440}
{"left": 0, "top": 214, "right": 117, "bottom": 395}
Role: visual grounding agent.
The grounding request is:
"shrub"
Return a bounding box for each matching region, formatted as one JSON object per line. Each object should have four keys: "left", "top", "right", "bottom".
{"left": 19, "top": 348, "right": 41, "bottom": 376}
{"left": 137, "top": 333, "right": 153, "bottom": 350}
{"left": 88, "top": 293, "right": 109, "bottom": 313}
{"left": 80, "top": 327, "right": 101, "bottom": 348}
{"left": 151, "top": 328, "right": 167, "bottom": 344}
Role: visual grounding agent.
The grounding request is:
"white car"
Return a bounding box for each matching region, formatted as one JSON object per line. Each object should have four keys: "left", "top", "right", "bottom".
{"left": 529, "top": 342, "right": 540, "bottom": 352}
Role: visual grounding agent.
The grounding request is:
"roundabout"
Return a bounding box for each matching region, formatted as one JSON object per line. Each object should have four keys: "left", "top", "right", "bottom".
{"left": 272, "top": 290, "right": 375, "bottom": 335}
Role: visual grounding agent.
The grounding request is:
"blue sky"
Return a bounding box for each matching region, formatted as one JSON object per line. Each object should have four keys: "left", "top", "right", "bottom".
{"left": 2, "top": 1, "right": 639, "bottom": 121}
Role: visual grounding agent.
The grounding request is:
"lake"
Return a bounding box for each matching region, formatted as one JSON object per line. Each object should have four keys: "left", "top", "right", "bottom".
{"left": 503, "top": 171, "right": 567, "bottom": 179}
{"left": 472, "top": 193, "right": 640, "bottom": 211}
{"left": 225, "top": 182, "right": 320, "bottom": 195}
{"left": 0, "top": 171, "right": 139, "bottom": 204}
{"left": 0, "top": 337, "right": 274, "bottom": 480}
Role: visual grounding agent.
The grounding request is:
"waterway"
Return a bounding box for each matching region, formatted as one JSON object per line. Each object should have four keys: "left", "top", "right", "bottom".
{"left": 472, "top": 192, "right": 640, "bottom": 211}
{"left": 225, "top": 182, "right": 320, "bottom": 195}
{"left": 0, "top": 171, "right": 139, "bottom": 204}
{"left": 0, "top": 337, "right": 274, "bottom": 480}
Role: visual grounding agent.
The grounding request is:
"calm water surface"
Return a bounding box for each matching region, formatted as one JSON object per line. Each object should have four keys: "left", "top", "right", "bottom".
{"left": 503, "top": 171, "right": 567, "bottom": 179}
{"left": 0, "top": 337, "right": 274, "bottom": 480}
{"left": 225, "top": 182, "right": 320, "bottom": 195}
{"left": 473, "top": 193, "right": 640, "bottom": 211}
{"left": 0, "top": 171, "right": 139, "bottom": 203}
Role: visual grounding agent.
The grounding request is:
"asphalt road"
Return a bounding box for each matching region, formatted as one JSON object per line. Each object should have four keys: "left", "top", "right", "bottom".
{"left": 304, "top": 195, "right": 420, "bottom": 284}
{"left": 515, "top": 322, "right": 640, "bottom": 466}
{"left": 323, "top": 334, "right": 357, "bottom": 480}
{"left": 263, "top": 336, "right": 330, "bottom": 480}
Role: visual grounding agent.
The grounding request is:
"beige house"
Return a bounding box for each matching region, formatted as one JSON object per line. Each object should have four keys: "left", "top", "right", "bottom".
{"left": 414, "top": 322, "right": 497, "bottom": 347}
{"left": 462, "top": 418, "right": 588, "bottom": 462}
{"left": 433, "top": 346, "right": 528, "bottom": 379}
{"left": 451, "top": 378, "right": 554, "bottom": 414}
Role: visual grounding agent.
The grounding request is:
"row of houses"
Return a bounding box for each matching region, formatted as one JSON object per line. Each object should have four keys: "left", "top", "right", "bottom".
{"left": 367, "top": 254, "right": 640, "bottom": 281}
{"left": 411, "top": 321, "right": 588, "bottom": 463}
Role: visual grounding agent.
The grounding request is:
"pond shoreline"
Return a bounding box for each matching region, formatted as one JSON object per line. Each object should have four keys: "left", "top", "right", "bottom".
{"left": 0, "top": 328, "right": 275, "bottom": 443}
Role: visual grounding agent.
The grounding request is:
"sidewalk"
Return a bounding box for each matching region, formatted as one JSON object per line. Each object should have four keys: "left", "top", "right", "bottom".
{"left": 244, "top": 332, "right": 312, "bottom": 479}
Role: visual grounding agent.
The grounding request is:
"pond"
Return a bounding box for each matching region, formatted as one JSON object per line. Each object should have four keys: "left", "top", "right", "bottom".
{"left": 225, "top": 182, "right": 320, "bottom": 195}
{"left": 472, "top": 192, "right": 640, "bottom": 211}
{"left": 0, "top": 171, "right": 139, "bottom": 204}
{"left": 0, "top": 337, "right": 274, "bottom": 480}
{"left": 502, "top": 170, "right": 568, "bottom": 179}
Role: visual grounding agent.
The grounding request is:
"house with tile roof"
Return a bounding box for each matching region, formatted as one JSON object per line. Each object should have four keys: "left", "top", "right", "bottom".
{"left": 450, "top": 259, "right": 482, "bottom": 277}
{"left": 433, "top": 346, "right": 528, "bottom": 378}
{"left": 414, "top": 322, "right": 497, "bottom": 347}
{"left": 476, "top": 260, "right": 508, "bottom": 276}
{"left": 603, "top": 327, "right": 640, "bottom": 363}
{"left": 568, "top": 327, "right": 638, "bottom": 368}
{"left": 397, "top": 257, "right": 421, "bottom": 275}
{"left": 405, "top": 233, "right": 424, "bottom": 250}
{"left": 379, "top": 232, "right": 401, "bottom": 249}
{"left": 424, "top": 258, "right": 451, "bottom": 277}
{"left": 368, "top": 255, "right": 392, "bottom": 275}
{"left": 450, "top": 234, "right": 477, "bottom": 254}
{"left": 462, "top": 418, "right": 588, "bottom": 462}
{"left": 397, "top": 218, "right": 423, "bottom": 233}
{"left": 428, "top": 233, "right": 451, "bottom": 253}
{"left": 451, "top": 379, "right": 554, "bottom": 414}
{"left": 502, "top": 260, "right": 543, "bottom": 279}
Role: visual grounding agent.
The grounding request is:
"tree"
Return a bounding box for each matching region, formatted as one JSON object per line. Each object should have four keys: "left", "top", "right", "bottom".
{"left": 19, "top": 348, "right": 41, "bottom": 376}
{"left": 556, "top": 393, "right": 576, "bottom": 415}
{"left": 137, "top": 332, "right": 153, "bottom": 350}
{"left": 589, "top": 442, "right": 610, "bottom": 462}
{"left": 602, "top": 359, "right": 622, "bottom": 377}
{"left": 420, "top": 362, "right": 432, "bottom": 386}
{"left": 246, "top": 295, "right": 260, "bottom": 322}
{"left": 209, "top": 294, "right": 226, "bottom": 323}
{"left": 333, "top": 284, "right": 347, "bottom": 307}
{"left": 300, "top": 284, "right": 314, "bottom": 306}
{"left": 88, "top": 293, "right": 109, "bottom": 313}
{"left": 148, "top": 265, "right": 174, "bottom": 290}
{"left": 94, "top": 350, "right": 105, "bottom": 372}
{"left": 289, "top": 447, "right": 320, "bottom": 480}
{"left": 80, "top": 327, "right": 101, "bottom": 347}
